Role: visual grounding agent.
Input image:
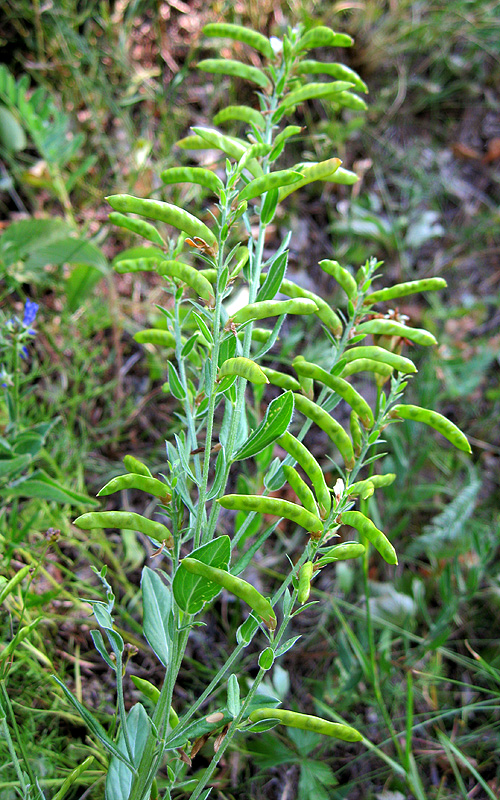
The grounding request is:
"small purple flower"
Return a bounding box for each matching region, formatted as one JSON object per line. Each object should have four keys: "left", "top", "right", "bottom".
{"left": 22, "top": 299, "right": 39, "bottom": 330}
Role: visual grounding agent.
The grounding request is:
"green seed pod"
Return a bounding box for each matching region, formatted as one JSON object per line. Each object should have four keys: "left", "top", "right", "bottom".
{"left": 1, "top": 618, "right": 41, "bottom": 661}
{"left": 130, "top": 676, "right": 178, "bottom": 728}
{"left": 278, "top": 158, "right": 342, "bottom": 201}
{"left": 296, "top": 26, "right": 354, "bottom": 52}
{"left": 278, "top": 431, "right": 331, "bottom": 517}
{"left": 219, "top": 357, "right": 269, "bottom": 385}
{"left": 123, "top": 455, "right": 153, "bottom": 477}
{"left": 97, "top": 474, "right": 171, "bottom": 502}
{"left": 296, "top": 60, "right": 368, "bottom": 93}
{"left": 217, "top": 494, "right": 323, "bottom": 535}
{"left": 202, "top": 22, "right": 274, "bottom": 60}
{"left": 369, "top": 473, "right": 396, "bottom": 489}
{"left": 292, "top": 358, "right": 374, "bottom": 428}
{"left": 260, "top": 367, "right": 301, "bottom": 392}
{"left": 326, "top": 167, "right": 359, "bottom": 185}
{"left": 181, "top": 557, "right": 277, "bottom": 630}
{"left": 73, "top": 512, "right": 174, "bottom": 548}
{"left": 248, "top": 708, "right": 362, "bottom": 741}
{"left": 282, "top": 466, "right": 318, "bottom": 516}
{"left": 160, "top": 167, "right": 224, "bottom": 195}
{"left": 291, "top": 356, "right": 314, "bottom": 399}
{"left": 232, "top": 298, "right": 318, "bottom": 324}
{"left": 297, "top": 561, "right": 314, "bottom": 604}
{"left": 197, "top": 59, "right": 271, "bottom": 90}
{"left": 238, "top": 170, "right": 302, "bottom": 202}
{"left": 282, "top": 81, "right": 354, "bottom": 109}
{"left": 134, "top": 329, "right": 176, "bottom": 348}
{"left": 341, "top": 510, "right": 397, "bottom": 565}
{"left": 293, "top": 394, "right": 355, "bottom": 471}
{"left": 213, "top": 105, "right": 266, "bottom": 129}
{"left": 391, "top": 404, "right": 471, "bottom": 453}
{"left": 342, "top": 346, "right": 417, "bottom": 374}
{"left": 350, "top": 411, "right": 363, "bottom": 456}
{"left": 108, "top": 212, "right": 166, "bottom": 247}
{"left": 337, "top": 91, "right": 367, "bottom": 111}
{"left": 356, "top": 319, "right": 437, "bottom": 346}
{"left": 114, "top": 258, "right": 214, "bottom": 303}
{"left": 341, "top": 358, "right": 393, "bottom": 379}
{"left": 106, "top": 195, "right": 217, "bottom": 248}
{"left": 346, "top": 479, "right": 374, "bottom": 499}
{"left": 364, "top": 277, "right": 447, "bottom": 305}
{"left": 190, "top": 127, "right": 263, "bottom": 177}
{"left": 318, "top": 259, "right": 357, "bottom": 299}
{"left": 0, "top": 565, "right": 31, "bottom": 605}
{"left": 279, "top": 278, "right": 342, "bottom": 336}
{"left": 315, "top": 541, "right": 366, "bottom": 566}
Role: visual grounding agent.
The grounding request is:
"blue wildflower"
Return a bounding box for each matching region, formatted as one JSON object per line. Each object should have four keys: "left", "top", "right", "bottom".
{"left": 22, "top": 299, "right": 39, "bottom": 332}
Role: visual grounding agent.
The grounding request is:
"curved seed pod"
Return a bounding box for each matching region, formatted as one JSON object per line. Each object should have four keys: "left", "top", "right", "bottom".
{"left": 364, "top": 277, "right": 447, "bottom": 304}
{"left": 350, "top": 411, "right": 363, "bottom": 456}
{"left": 114, "top": 258, "right": 214, "bottom": 303}
{"left": 123, "top": 455, "right": 153, "bottom": 477}
{"left": 296, "top": 60, "right": 368, "bottom": 92}
{"left": 293, "top": 394, "right": 355, "bottom": 471}
{"left": 297, "top": 561, "right": 314, "bottom": 604}
{"left": 248, "top": 708, "right": 362, "bottom": 741}
{"left": 213, "top": 105, "right": 266, "bottom": 129}
{"left": 129, "top": 676, "right": 180, "bottom": 727}
{"left": 296, "top": 26, "right": 354, "bottom": 51}
{"left": 232, "top": 298, "right": 318, "bottom": 324}
{"left": 73, "top": 512, "right": 173, "bottom": 548}
{"left": 108, "top": 212, "right": 166, "bottom": 247}
{"left": 272, "top": 125, "right": 303, "bottom": 149}
{"left": 346, "top": 479, "right": 374, "bottom": 499}
{"left": 181, "top": 557, "right": 277, "bottom": 630}
{"left": 318, "top": 259, "right": 357, "bottom": 299}
{"left": 199, "top": 268, "right": 217, "bottom": 284}
{"left": 202, "top": 22, "right": 274, "bottom": 60}
{"left": 0, "top": 565, "right": 31, "bottom": 605}
{"left": 341, "top": 510, "right": 397, "bottom": 565}
{"left": 282, "top": 465, "right": 318, "bottom": 516}
{"left": 341, "top": 358, "right": 393, "bottom": 379}
{"left": 1, "top": 618, "right": 42, "bottom": 661}
{"left": 278, "top": 431, "right": 331, "bottom": 517}
{"left": 97, "top": 474, "right": 171, "bottom": 502}
{"left": 260, "top": 367, "right": 301, "bottom": 392}
{"left": 315, "top": 541, "right": 365, "bottom": 566}
{"left": 191, "top": 127, "right": 263, "bottom": 177}
{"left": 278, "top": 158, "right": 342, "bottom": 201}
{"left": 197, "top": 59, "right": 271, "bottom": 90}
{"left": 160, "top": 167, "right": 224, "bottom": 195}
{"left": 292, "top": 358, "right": 374, "bottom": 428}
{"left": 326, "top": 167, "right": 359, "bottom": 185}
{"left": 369, "top": 473, "right": 396, "bottom": 489}
{"left": 336, "top": 91, "right": 367, "bottom": 111}
{"left": 106, "top": 195, "right": 217, "bottom": 248}
{"left": 282, "top": 81, "right": 353, "bottom": 109}
{"left": 356, "top": 319, "right": 437, "bottom": 346}
{"left": 391, "top": 404, "right": 471, "bottom": 453}
{"left": 134, "top": 329, "right": 176, "bottom": 348}
{"left": 238, "top": 327, "right": 274, "bottom": 344}
{"left": 238, "top": 170, "right": 303, "bottom": 202}
{"left": 217, "top": 494, "right": 323, "bottom": 534}
{"left": 343, "top": 346, "right": 416, "bottom": 374}
{"left": 279, "top": 278, "right": 342, "bottom": 336}
{"left": 219, "top": 357, "right": 269, "bottom": 385}
{"left": 291, "top": 356, "right": 314, "bottom": 399}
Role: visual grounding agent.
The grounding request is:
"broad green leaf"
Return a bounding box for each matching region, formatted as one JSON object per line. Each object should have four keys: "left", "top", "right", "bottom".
{"left": 0, "top": 106, "right": 26, "bottom": 151}
{"left": 24, "top": 237, "right": 108, "bottom": 272}
{"left": 66, "top": 264, "right": 105, "bottom": 312}
{"left": 233, "top": 391, "right": 294, "bottom": 461}
{"left": 172, "top": 536, "right": 230, "bottom": 614}
{"left": 5, "top": 469, "right": 98, "bottom": 506}
{"left": 0, "top": 454, "right": 31, "bottom": 479}
{"left": 105, "top": 704, "right": 151, "bottom": 800}
{"left": 141, "top": 567, "right": 173, "bottom": 667}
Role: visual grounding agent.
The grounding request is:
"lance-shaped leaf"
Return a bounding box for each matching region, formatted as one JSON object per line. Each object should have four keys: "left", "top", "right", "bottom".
{"left": 172, "top": 536, "right": 231, "bottom": 614}
{"left": 141, "top": 567, "right": 173, "bottom": 667}
{"left": 105, "top": 704, "right": 151, "bottom": 800}
{"left": 233, "top": 391, "right": 294, "bottom": 461}
{"left": 198, "top": 59, "right": 271, "bottom": 90}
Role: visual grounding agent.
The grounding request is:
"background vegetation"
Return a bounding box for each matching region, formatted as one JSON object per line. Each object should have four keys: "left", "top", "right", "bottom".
{"left": 0, "top": 1, "right": 499, "bottom": 798}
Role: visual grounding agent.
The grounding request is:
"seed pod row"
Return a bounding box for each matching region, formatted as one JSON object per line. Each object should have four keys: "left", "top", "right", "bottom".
{"left": 97, "top": 474, "right": 171, "bottom": 503}
{"left": 73, "top": 511, "right": 173, "bottom": 549}
{"left": 217, "top": 494, "right": 323, "bottom": 535}
{"left": 356, "top": 319, "right": 437, "bottom": 346}
{"left": 293, "top": 394, "right": 355, "bottom": 471}
{"left": 232, "top": 298, "right": 318, "bottom": 325}
{"left": 341, "top": 510, "right": 397, "bottom": 565}
{"left": 292, "top": 358, "right": 374, "bottom": 428}
{"left": 282, "top": 465, "right": 318, "bottom": 516}
{"left": 248, "top": 708, "right": 362, "bottom": 741}
{"left": 343, "top": 346, "right": 416, "bottom": 374}
{"left": 219, "top": 357, "right": 269, "bottom": 385}
{"left": 106, "top": 195, "right": 217, "bottom": 248}
{"left": 278, "top": 431, "right": 331, "bottom": 517}
{"left": 391, "top": 404, "right": 471, "bottom": 453}
{"left": 364, "top": 278, "right": 447, "bottom": 305}
{"left": 279, "top": 278, "right": 342, "bottom": 336}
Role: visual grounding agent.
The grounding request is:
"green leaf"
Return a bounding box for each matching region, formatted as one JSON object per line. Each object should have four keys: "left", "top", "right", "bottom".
{"left": 6, "top": 469, "right": 98, "bottom": 506}
{"left": 258, "top": 647, "right": 275, "bottom": 670}
{"left": 172, "top": 536, "right": 230, "bottom": 614}
{"left": 0, "top": 454, "right": 32, "bottom": 479}
{"left": 24, "top": 237, "right": 108, "bottom": 273}
{"left": 66, "top": 264, "right": 105, "bottom": 312}
{"left": 90, "top": 629, "right": 117, "bottom": 672}
{"left": 232, "top": 391, "right": 294, "bottom": 461}
{"left": 227, "top": 674, "right": 241, "bottom": 717}
{"left": 0, "top": 105, "right": 26, "bottom": 151}
{"left": 141, "top": 567, "right": 173, "bottom": 667}
{"left": 105, "top": 704, "right": 151, "bottom": 800}
{"left": 256, "top": 251, "right": 288, "bottom": 303}
{"left": 51, "top": 676, "right": 135, "bottom": 770}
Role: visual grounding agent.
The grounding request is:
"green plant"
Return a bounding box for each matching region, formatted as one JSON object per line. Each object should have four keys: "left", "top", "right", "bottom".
{"left": 42, "top": 20, "right": 470, "bottom": 799}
